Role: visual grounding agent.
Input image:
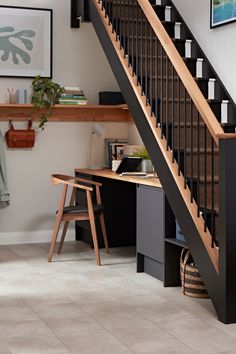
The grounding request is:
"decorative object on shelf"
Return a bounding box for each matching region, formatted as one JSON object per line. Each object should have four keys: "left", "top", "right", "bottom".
{"left": 5, "top": 118, "right": 35, "bottom": 148}
{"left": 104, "top": 138, "right": 129, "bottom": 168}
{"left": 16, "top": 89, "right": 27, "bottom": 104}
{"left": 99, "top": 91, "right": 125, "bottom": 105}
{"left": 0, "top": 6, "right": 52, "bottom": 78}
{"left": 88, "top": 123, "right": 108, "bottom": 170}
{"left": 31, "top": 75, "right": 65, "bottom": 130}
{"left": 58, "top": 86, "right": 87, "bottom": 105}
{"left": 7, "top": 88, "right": 17, "bottom": 104}
{"left": 112, "top": 159, "right": 122, "bottom": 172}
{"left": 180, "top": 248, "right": 209, "bottom": 299}
{"left": 210, "top": 0, "right": 236, "bottom": 28}
{"left": 132, "top": 146, "right": 154, "bottom": 173}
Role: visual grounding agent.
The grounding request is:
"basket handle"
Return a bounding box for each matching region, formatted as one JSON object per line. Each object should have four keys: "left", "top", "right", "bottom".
{"left": 180, "top": 248, "right": 191, "bottom": 295}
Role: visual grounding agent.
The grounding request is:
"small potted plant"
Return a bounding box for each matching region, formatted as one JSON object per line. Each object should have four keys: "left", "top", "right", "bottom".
{"left": 31, "top": 75, "right": 65, "bottom": 130}
{"left": 133, "top": 146, "right": 153, "bottom": 173}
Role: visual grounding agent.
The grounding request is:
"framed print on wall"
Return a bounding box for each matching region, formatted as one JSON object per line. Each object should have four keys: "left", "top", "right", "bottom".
{"left": 0, "top": 6, "right": 52, "bottom": 78}
{"left": 211, "top": 0, "right": 236, "bottom": 28}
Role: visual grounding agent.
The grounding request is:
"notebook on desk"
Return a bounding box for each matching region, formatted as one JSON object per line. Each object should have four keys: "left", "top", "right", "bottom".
{"left": 116, "top": 156, "right": 142, "bottom": 175}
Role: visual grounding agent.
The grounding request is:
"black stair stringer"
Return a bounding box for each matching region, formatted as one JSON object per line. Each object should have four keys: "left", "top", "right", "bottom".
{"left": 88, "top": 0, "right": 226, "bottom": 323}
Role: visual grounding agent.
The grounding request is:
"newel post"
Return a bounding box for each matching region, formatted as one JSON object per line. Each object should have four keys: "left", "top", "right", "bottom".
{"left": 71, "top": 0, "right": 90, "bottom": 28}
{"left": 218, "top": 137, "right": 236, "bottom": 323}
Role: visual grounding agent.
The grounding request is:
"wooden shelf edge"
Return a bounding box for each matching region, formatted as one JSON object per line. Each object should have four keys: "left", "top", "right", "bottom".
{"left": 0, "top": 104, "right": 133, "bottom": 122}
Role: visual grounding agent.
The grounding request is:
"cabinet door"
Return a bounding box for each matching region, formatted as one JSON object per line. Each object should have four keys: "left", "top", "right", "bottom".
{"left": 137, "top": 185, "right": 164, "bottom": 263}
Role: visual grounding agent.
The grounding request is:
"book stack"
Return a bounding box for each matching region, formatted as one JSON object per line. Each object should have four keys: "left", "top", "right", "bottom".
{"left": 59, "top": 86, "right": 88, "bottom": 105}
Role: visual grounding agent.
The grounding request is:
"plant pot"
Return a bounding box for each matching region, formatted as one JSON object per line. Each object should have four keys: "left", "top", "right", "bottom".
{"left": 141, "top": 159, "right": 153, "bottom": 173}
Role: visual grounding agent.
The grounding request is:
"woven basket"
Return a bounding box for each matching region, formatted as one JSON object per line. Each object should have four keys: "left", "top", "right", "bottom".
{"left": 180, "top": 248, "right": 209, "bottom": 299}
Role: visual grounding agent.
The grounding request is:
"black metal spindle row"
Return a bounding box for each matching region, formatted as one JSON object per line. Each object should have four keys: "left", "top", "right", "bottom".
{"left": 98, "top": 0, "right": 217, "bottom": 247}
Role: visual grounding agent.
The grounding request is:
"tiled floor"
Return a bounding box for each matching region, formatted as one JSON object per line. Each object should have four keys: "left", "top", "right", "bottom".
{"left": 1, "top": 242, "right": 236, "bottom": 354}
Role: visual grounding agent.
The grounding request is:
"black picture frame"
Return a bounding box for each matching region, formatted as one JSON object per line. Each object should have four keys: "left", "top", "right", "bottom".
{"left": 104, "top": 139, "right": 129, "bottom": 168}
{"left": 210, "top": 0, "right": 236, "bottom": 28}
{"left": 0, "top": 5, "right": 52, "bottom": 78}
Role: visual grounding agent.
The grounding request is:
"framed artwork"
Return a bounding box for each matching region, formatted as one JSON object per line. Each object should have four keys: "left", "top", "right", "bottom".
{"left": 211, "top": 0, "right": 236, "bottom": 28}
{"left": 104, "top": 139, "right": 129, "bottom": 168}
{"left": 0, "top": 5, "right": 52, "bottom": 78}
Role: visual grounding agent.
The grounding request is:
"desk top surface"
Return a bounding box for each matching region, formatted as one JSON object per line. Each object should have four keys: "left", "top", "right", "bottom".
{"left": 75, "top": 168, "right": 162, "bottom": 188}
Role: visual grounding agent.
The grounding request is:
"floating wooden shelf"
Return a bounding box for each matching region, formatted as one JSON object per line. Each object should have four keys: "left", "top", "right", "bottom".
{"left": 0, "top": 104, "right": 132, "bottom": 122}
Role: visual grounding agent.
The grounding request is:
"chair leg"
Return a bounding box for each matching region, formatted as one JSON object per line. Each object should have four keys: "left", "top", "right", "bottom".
{"left": 48, "top": 214, "right": 62, "bottom": 262}
{"left": 58, "top": 221, "right": 69, "bottom": 255}
{"left": 99, "top": 213, "right": 109, "bottom": 254}
{"left": 90, "top": 217, "right": 101, "bottom": 266}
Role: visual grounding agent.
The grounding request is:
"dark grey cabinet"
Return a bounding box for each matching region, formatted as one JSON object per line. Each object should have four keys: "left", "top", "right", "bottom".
{"left": 136, "top": 184, "right": 176, "bottom": 283}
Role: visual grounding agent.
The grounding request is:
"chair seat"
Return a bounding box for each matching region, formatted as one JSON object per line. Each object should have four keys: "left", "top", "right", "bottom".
{"left": 63, "top": 204, "right": 104, "bottom": 214}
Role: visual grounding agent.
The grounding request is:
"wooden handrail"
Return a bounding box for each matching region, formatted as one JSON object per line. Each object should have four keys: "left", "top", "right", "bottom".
{"left": 137, "top": 0, "right": 224, "bottom": 146}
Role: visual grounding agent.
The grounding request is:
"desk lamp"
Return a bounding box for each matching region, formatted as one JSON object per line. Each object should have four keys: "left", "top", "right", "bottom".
{"left": 88, "top": 123, "right": 108, "bottom": 170}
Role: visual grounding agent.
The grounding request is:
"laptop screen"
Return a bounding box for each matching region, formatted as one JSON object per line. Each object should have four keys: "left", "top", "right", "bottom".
{"left": 115, "top": 157, "right": 142, "bottom": 174}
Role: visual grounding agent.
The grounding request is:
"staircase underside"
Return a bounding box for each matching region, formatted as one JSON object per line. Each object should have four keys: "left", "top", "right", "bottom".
{"left": 88, "top": 0, "right": 236, "bottom": 323}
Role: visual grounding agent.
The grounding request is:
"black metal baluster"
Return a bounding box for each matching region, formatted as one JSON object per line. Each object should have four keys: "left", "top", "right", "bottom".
{"left": 150, "top": 27, "right": 153, "bottom": 115}
{"left": 115, "top": 0, "right": 118, "bottom": 40}
{"left": 197, "top": 112, "right": 200, "bottom": 217}
{"left": 136, "top": 1, "right": 139, "bottom": 83}
{"left": 119, "top": 0, "right": 122, "bottom": 49}
{"left": 204, "top": 124, "right": 207, "bottom": 232}
{"left": 140, "top": 10, "right": 143, "bottom": 93}
{"left": 123, "top": 0, "right": 126, "bottom": 57}
{"left": 177, "top": 76, "right": 180, "bottom": 175}
{"left": 111, "top": 0, "right": 115, "bottom": 32}
{"left": 190, "top": 99, "right": 193, "bottom": 202}
{"left": 145, "top": 18, "right": 148, "bottom": 104}
{"left": 108, "top": 0, "right": 111, "bottom": 25}
{"left": 172, "top": 64, "right": 175, "bottom": 162}
{"left": 184, "top": 88, "right": 187, "bottom": 189}
{"left": 166, "top": 55, "right": 169, "bottom": 149}
{"left": 211, "top": 137, "right": 215, "bottom": 246}
{"left": 132, "top": 0, "right": 134, "bottom": 74}
{"left": 155, "top": 38, "right": 158, "bottom": 123}
{"left": 160, "top": 46, "right": 163, "bottom": 137}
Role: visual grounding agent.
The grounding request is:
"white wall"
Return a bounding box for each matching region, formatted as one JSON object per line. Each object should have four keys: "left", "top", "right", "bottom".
{"left": 172, "top": 0, "right": 236, "bottom": 101}
{"left": 0, "top": 0, "right": 130, "bottom": 244}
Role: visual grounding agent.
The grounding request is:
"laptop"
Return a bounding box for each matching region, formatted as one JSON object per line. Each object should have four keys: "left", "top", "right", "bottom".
{"left": 115, "top": 156, "right": 143, "bottom": 175}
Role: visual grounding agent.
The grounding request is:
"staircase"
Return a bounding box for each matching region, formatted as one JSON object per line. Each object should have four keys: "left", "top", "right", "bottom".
{"left": 81, "top": 0, "right": 236, "bottom": 323}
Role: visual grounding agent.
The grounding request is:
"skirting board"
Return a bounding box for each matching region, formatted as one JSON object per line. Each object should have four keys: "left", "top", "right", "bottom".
{"left": 0, "top": 229, "right": 75, "bottom": 245}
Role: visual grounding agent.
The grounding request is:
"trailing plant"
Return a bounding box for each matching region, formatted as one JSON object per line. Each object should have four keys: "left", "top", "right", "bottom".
{"left": 31, "top": 75, "right": 65, "bottom": 130}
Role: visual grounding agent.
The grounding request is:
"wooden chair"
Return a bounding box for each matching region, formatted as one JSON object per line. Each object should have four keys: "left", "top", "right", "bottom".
{"left": 48, "top": 174, "right": 109, "bottom": 265}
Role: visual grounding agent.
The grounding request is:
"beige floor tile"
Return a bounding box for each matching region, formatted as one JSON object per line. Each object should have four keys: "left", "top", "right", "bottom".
{"left": 32, "top": 301, "right": 92, "bottom": 321}
{"left": 0, "top": 319, "right": 69, "bottom": 354}
{"left": 157, "top": 317, "right": 236, "bottom": 353}
{"left": 130, "top": 338, "right": 198, "bottom": 353}
{"left": 58, "top": 328, "right": 133, "bottom": 354}
{"left": 0, "top": 242, "right": 235, "bottom": 354}
{"left": 120, "top": 294, "right": 195, "bottom": 323}
{"left": 0, "top": 296, "right": 38, "bottom": 321}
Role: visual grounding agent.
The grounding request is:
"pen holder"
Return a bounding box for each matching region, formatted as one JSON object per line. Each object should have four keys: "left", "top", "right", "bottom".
{"left": 112, "top": 160, "right": 121, "bottom": 172}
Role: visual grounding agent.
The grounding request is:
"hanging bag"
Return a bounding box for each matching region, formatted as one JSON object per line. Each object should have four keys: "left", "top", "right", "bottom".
{"left": 180, "top": 248, "right": 209, "bottom": 298}
{"left": 5, "top": 119, "right": 35, "bottom": 148}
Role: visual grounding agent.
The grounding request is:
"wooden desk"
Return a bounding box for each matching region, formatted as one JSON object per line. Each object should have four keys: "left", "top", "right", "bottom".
{"left": 75, "top": 168, "right": 162, "bottom": 188}
{"left": 75, "top": 168, "right": 183, "bottom": 285}
{"left": 75, "top": 168, "right": 161, "bottom": 249}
